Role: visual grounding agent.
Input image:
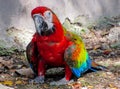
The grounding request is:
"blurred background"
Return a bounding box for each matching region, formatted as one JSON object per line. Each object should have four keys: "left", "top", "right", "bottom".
{"left": 0, "top": 0, "right": 120, "bottom": 50}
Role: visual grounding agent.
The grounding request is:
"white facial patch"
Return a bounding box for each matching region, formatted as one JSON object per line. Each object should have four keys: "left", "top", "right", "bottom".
{"left": 44, "top": 10, "right": 52, "bottom": 22}
{"left": 44, "top": 10, "right": 54, "bottom": 30}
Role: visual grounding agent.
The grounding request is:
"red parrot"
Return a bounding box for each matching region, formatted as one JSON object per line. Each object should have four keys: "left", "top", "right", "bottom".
{"left": 26, "top": 6, "right": 73, "bottom": 84}
{"left": 26, "top": 6, "right": 107, "bottom": 85}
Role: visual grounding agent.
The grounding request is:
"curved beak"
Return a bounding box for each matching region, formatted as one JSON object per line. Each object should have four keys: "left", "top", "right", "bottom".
{"left": 33, "top": 14, "right": 48, "bottom": 35}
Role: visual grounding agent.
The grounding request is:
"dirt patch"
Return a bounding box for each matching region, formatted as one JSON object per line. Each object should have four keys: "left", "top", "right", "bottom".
{"left": 0, "top": 27, "right": 120, "bottom": 89}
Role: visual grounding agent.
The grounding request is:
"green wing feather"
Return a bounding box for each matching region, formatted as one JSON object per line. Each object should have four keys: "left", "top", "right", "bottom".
{"left": 64, "top": 28, "right": 88, "bottom": 68}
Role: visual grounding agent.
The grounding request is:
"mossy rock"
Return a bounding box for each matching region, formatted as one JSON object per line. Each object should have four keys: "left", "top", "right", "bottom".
{"left": 0, "top": 47, "right": 19, "bottom": 56}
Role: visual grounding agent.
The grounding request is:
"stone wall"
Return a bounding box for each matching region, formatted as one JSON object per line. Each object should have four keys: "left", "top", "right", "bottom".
{"left": 0, "top": 0, "right": 120, "bottom": 49}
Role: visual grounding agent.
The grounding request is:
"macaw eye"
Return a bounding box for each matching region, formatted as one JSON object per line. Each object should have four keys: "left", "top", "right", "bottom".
{"left": 44, "top": 10, "right": 52, "bottom": 22}
{"left": 74, "top": 38, "right": 77, "bottom": 41}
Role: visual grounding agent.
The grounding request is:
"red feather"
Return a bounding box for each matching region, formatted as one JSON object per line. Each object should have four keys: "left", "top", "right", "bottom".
{"left": 28, "top": 6, "right": 73, "bottom": 80}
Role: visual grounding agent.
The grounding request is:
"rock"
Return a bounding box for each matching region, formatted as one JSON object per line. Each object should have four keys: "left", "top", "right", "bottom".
{"left": 101, "top": 43, "right": 110, "bottom": 50}
{"left": 46, "top": 67, "right": 64, "bottom": 75}
{"left": 74, "top": 15, "right": 91, "bottom": 27}
{"left": 110, "top": 42, "right": 120, "bottom": 48}
{"left": 63, "top": 18, "right": 90, "bottom": 36}
{"left": 6, "top": 27, "right": 34, "bottom": 50}
{"left": 107, "top": 27, "right": 120, "bottom": 43}
{"left": 15, "top": 68, "right": 34, "bottom": 77}
{"left": 118, "top": 77, "right": 120, "bottom": 81}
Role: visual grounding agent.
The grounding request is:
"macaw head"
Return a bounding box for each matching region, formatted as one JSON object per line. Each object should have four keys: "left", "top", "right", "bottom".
{"left": 31, "top": 6, "right": 62, "bottom": 36}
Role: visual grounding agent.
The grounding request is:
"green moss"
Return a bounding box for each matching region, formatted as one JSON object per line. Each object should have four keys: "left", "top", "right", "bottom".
{"left": 110, "top": 42, "right": 120, "bottom": 48}
{"left": 0, "top": 39, "right": 23, "bottom": 56}
{"left": 0, "top": 46, "right": 18, "bottom": 56}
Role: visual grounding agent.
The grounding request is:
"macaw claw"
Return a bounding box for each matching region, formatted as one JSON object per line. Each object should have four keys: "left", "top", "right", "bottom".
{"left": 29, "top": 76, "right": 45, "bottom": 84}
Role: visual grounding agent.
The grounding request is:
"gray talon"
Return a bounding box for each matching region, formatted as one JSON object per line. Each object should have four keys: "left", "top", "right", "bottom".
{"left": 29, "top": 76, "right": 45, "bottom": 84}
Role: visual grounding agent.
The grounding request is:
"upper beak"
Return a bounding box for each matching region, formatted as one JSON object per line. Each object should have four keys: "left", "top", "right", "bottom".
{"left": 33, "top": 14, "right": 48, "bottom": 35}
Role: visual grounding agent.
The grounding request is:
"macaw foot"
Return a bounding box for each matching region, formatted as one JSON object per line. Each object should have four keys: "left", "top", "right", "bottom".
{"left": 50, "top": 77, "right": 74, "bottom": 85}
{"left": 29, "top": 76, "right": 45, "bottom": 84}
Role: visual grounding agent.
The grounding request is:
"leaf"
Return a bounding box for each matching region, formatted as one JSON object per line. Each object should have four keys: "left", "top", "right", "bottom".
{"left": 108, "top": 83, "right": 118, "bottom": 89}
{"left": 68, "top": 82, "right": 82, "bottom": 89}
{"left": 3, "top": 80, "right": 14, "bottom": 86}
{"left": 15, "top": 80, "right": 23, "bottom": 85}
{"left": 94, "top": 45, "right": 101, "bottom": 50}
{"left": 87, "top": 85, "right": 94, "bottom": 89}
{"left": 103, "top": 49, "right": 112, "bottom": 55}
{"left": 0, "top": 74, "right": 12, "bottom": 81}
{"left": 101, "top": 31, "right": 109, "bottom": 36}
{"left": 0, "top": 57, "right": 13, "bottom": 69}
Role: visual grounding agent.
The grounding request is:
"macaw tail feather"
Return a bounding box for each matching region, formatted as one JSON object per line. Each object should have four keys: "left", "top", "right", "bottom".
{"left": 90, "top": 61, "right": 108, "bottom": 72}
{"left": 71, "top": 60, "right": 108, "bottom": 78}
